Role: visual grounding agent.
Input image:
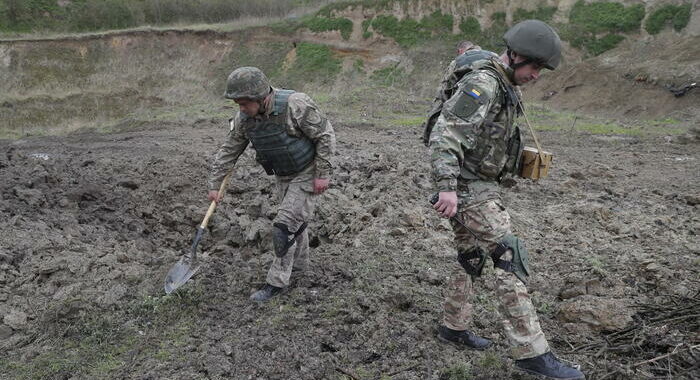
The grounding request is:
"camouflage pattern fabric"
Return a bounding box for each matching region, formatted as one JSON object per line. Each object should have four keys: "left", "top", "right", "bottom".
{"left": 430, "top": 57, "right": 550, "bottom": 360}
{"left": 266, "top": 164, "right": 315, "bottom": 287}
{"left": 224, "top": 66, "right": 271, "bottom": 100}
{"left": 442, "top": 181, "right": 550, "bottom": 360}
{"left": 426, "top": 59, "right": 458, "bottom": 119}
{"left": 429, "top": 57, "right": 518, "bottom": 190}
{"left": 208, "top": 87, "right": 335, "bottom": 287}
{"left": 208, "top": 88, "right": 335, "bottom": 190}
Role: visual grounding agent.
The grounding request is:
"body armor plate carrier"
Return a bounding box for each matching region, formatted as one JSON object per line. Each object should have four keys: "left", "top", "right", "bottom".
{"left": 244, "top": 90, "right": 315, "bottom": 176}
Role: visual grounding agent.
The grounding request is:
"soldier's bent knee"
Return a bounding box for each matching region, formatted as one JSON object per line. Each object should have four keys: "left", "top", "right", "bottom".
{"left": 490, "top": 234, "right": 530, "bottom": 283}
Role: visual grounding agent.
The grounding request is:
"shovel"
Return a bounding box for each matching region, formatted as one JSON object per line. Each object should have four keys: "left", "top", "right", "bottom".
{"left": 164, "top": 172, "right": 232, "bottom": 294}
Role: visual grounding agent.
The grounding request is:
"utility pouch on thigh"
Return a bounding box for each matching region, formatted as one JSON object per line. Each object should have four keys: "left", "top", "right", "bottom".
{"left": 457, "top": 248, "right": 487, "bottom": 277}
{"left": 490, "top": 234, "right": 530, "bottom": 283}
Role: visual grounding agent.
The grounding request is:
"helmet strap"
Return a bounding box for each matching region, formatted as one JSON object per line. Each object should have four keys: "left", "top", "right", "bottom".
{"left": 507, "top": 49, "right": 533, "bottom": 70}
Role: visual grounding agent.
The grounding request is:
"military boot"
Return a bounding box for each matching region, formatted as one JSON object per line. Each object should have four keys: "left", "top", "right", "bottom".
{"left": 250, "top": 284, "right": 285, "bottom": 302}
{"left": 437, "top": 325, "right": 492, "bottom": 350}
{"left": 515, "top": 352, "right": 585, "bottom": 380}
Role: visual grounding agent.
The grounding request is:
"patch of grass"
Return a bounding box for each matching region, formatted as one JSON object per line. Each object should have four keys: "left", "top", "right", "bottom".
{"left": 368, "top": 10, "right": 453, "bottom": 48}
{"left": 477, "top": 351, "right": 505, "bottom": 370}
{"left": 454, "top": 12, "right": 506, "bottom": 52}
{"left": 421, "top": 10, "right": 453, "bottom": 35}
{"left": 0, "top": 0, "right": 324, "bottom": 34}
{"left": 459, "top": 16, "right": 480, "bottom": 38}
{"left": 586, "top": 34, "right": 626, "bottom": 56}
{"left": 316, "top": 0, "right": 396, "bottom": 18}
{"left": 440, "top": 363, "right": 472, "bottom": 380}
{"left": 361, "top": 18, "right": 372, "bottom": 38}
{"left": 585, "top": 255, "right": 608, "bottom": 276}
{"left": 302, "top": 16, "right": 353, "bottom": 39}
{"left": 535, "top": 299, "right": 554, "bottom": 314}
{"left": 524, "top": 104, "right": 690, "bottom": 136}
{"left": 645, "top": 4, "right": 692, "bottom": 35}
{"left": 370, "top": 65, "right": 405, "bottom": 86}
{"left": 391, "top": 116, "right": 424, "bottom": 127}
{"left": 569, "top": 0, "right": 645, "bottom": 34}
{"left": 513, "top": 6, "right": 558, "bottom": 23}
{"left": 353, "top": 59, "right": 365, "bottom": 73}
{"left": 565, "top": 0, "right": 645, "bottom": 56}
{"left": 370, "top": 14, "right": 427, "bottom": 48}
{"left": 286, "top": 42, "right": 341, "bottom": 85}
{"left": 491, "top": 12, "right": 506, "bottom": 25}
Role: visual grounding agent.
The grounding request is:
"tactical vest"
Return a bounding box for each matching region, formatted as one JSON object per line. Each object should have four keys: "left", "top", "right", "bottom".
{"left": 458, "top": 60, "right": 523, "bottom": 181}
{"left": 242, "top": 90, "right": 316, "bottom": 176}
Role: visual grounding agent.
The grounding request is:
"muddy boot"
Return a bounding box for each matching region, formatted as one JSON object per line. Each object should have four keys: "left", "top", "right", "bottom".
{"left": 515, "top": 352, "right": 585, "bottom": 380}
{"left": 437, "top": 325, "right": 492, "bottom": 350}
{"left": 250, "top": 284, "right": 284, "bottom": 302}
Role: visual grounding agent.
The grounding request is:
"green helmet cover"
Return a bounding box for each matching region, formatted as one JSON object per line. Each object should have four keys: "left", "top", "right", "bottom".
{"left": 224, "top": 67, "right": 271, "bottom": 100}
{"left": 503, "top": 19, "right": 561, "bottom": 70}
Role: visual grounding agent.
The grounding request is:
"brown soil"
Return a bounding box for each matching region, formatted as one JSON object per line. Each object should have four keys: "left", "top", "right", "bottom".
{"left": 1, "top": 117, "right": 698, "bottom": 379}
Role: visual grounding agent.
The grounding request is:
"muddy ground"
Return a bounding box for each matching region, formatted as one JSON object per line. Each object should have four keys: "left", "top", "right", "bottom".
{"left": 1, "top": 115, "right": 699, "bottom": 379}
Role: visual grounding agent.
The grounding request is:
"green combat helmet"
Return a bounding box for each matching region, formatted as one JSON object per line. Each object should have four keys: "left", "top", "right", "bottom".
{"left": 503, "top": 19, "right": 561, "bottom": 70}
{"left": 224, "top": 67, "right": 271, "bottom": 100}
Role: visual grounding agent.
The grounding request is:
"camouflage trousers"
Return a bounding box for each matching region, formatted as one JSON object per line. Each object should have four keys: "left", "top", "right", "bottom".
{"left": 266, "top": 165, "right": 316, "bottom": 288}
{"left": 442, "top": 181, "right": 550, "bottom": 360}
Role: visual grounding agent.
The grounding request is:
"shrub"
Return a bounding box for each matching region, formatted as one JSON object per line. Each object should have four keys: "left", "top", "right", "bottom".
{"left": 302, "top": 16, "right": 353, "bottom": 39}
{"left": 370, "top": 14, "right": 427, "bottom": 47}
{"left": 288, "top": 42, "right": 341, "bottom": 84}
{"left": 587, "top": 33, "right": 625, "bottom": 55}
{"left": 569, "top": 0, "right": 645, "bottom": 34}
{"left": 645, "top": 4, "right": 692, "bottom": 35}
{"left": 369, "top": 11, "right": 453, "bottom": 48}
{"left": 513, "top": 6, "right": 558, "bottom": 23}
{"left": 421, "top": 10, "right": 453, "bottom": 35}
{"left": 567, "top": 0, "right": 645, "bottom": 55}
{"left": 459, "top": 16, "right": 480, "bottom": 38}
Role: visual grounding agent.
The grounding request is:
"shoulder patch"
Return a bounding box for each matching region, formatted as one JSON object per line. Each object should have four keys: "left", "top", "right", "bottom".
{"left": 448, "top": 84, "right": 489, "bottom": 120}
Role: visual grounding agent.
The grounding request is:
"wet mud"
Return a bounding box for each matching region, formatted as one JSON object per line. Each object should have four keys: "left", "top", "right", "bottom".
{"left": 1, "top": 121, "right": 698, "bottom": 379}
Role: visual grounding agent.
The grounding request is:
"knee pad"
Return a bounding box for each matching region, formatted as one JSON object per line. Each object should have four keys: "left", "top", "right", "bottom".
{"left": 457, "top": 248, "right": 487, "bottom": 277}
{"left": 490, "top": 234, "right": 530, "bottom": 283}
{"left": 272, "top": 222, "right": 308, "bottom": 258}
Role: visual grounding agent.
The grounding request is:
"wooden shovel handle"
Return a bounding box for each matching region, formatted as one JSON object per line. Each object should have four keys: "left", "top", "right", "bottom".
{"left": 200, "top": 172, "right": 232, "bottom": 229}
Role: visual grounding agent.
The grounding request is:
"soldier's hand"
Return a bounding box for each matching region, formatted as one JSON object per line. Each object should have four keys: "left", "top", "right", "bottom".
{"left": 313, "top": 178, "right": 330, "bottom": 194}
{"left": 208, "top": 190, "right": 223, "bottom": 203}
{"left": 434, "top": 191, "right": 458, "bottom": 218}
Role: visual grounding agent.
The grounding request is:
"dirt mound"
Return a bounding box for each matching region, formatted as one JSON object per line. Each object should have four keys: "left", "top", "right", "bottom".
{"left": 528, "top": 33, "right": 700, "bottom": 121}
{"left": 1, "top": 118, "right": 698, "bottom": 378}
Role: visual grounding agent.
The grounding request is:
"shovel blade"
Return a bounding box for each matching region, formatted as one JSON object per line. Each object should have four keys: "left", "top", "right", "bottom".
{"left": 164, "top": 256, "right": 200, "bottom": 294}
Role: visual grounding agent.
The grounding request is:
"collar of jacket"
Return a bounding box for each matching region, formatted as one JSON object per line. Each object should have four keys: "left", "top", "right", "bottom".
{"left": 489, "top": 58, "right": 517, "bottom": 86}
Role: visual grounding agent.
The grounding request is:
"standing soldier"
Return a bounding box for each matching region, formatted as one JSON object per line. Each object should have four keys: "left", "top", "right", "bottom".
{"left": 428, "top": 21, "right": 585, "bottom": 379}
{"left": 208, "top": 67, "right": 335, "bottom": 302}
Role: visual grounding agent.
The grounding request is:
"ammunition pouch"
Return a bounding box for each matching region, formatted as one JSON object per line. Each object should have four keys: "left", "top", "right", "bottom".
{"left": 457, "top": 248, "right": 487, "bottom": 277}
{"left": 490, "top": 234, "right": 530, "bottom": 283}
{"left": 272, "top": 222, "right": 308, "bottom": 258}
{"left": 502, "top": 125, "right": 523, "bottom": 177}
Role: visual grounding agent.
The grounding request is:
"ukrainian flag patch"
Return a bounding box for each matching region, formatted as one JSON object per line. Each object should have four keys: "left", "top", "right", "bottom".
{"left": 466, "top": 88, "right": 481, "bottom": 99}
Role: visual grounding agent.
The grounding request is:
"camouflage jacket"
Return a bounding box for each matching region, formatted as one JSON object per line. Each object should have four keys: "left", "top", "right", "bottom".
{"left": 429, "top": 55, "right": 522, "bottom": 191}
{"left": 208, "top": 88, "right": 336, "bottom": 190}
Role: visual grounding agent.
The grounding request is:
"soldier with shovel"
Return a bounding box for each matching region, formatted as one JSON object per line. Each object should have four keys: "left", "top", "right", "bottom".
{"left": 207, "top": 67, "right": 335, "bottom": 302}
